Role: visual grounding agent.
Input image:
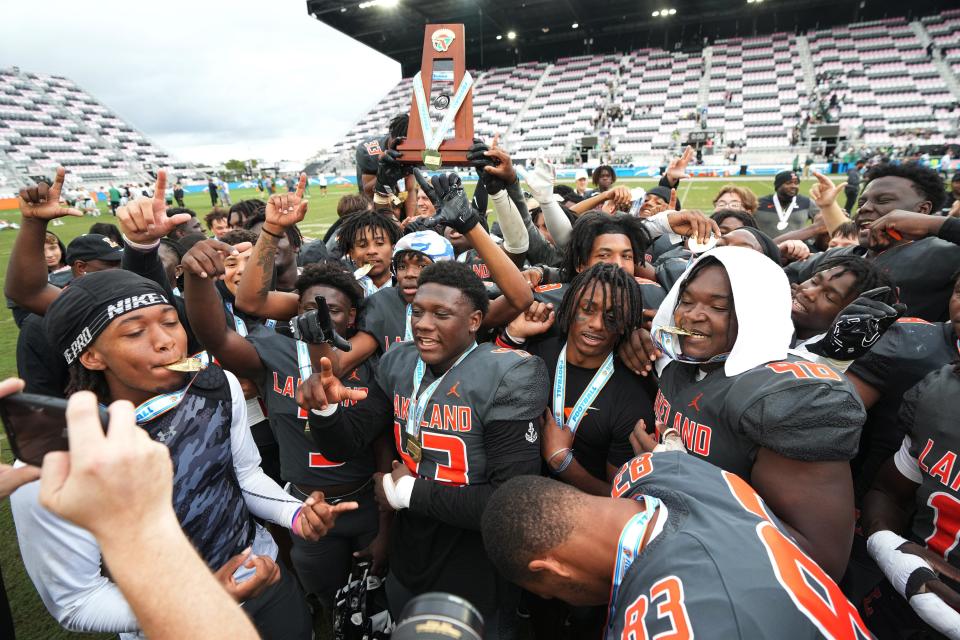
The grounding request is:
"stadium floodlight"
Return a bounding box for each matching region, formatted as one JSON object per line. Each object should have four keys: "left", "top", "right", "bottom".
{"left": 507, "top": 31, "right": 516, "bottom": 40}
{"left": 669, "top": 8, "right": 677, "bottom": 14}
{"left": 358, "top": 0, "right": 397, "bottom": 8}
{"left": 571, "top": 22, "right": 579, "bottom": 29}
{"left": 652, "top": 10, "right": 660, "bottom": 16}
{"left": 496, "top": 34, "right": 503, "bottom": 40}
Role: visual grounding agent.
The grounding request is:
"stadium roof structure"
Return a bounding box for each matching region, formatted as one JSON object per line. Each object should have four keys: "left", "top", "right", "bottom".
{"left": 307, "top": 0, "right": 950, "bottom": 74}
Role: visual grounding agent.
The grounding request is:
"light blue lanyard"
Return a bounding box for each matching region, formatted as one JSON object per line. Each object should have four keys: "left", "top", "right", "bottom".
{"left": 225, "top": 302, "right": 276, "bottom": 335}
{"left": 553, "top": 346, "right": 615, "bottom": 435}
{"left": 224, "top": 301, "right": 248, "bottom": 336}
{"left": 405, "top": 343, "right": 477, "bottom": 438}
{"left": 295, "top": 340, "right": 312, "bottom": 381}
{"left": 132, "top": 351, "right": 210, "bottom": 424}
{"left": 404, "top": 304, "right": 413, "bottom": 341}
{"left": 607, "top": 497, "right": 661, "bottom": 630}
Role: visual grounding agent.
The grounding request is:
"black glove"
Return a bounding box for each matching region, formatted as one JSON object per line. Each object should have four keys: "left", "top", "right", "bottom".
{"left": 807, "top": 287, "right": 905, "bottom": 360}
{"left": 466, "top": 140, "right": 505, "bottom": 195}
{"left": 375, "top": 140, "right": 408, "bottom": 196}
{"left": 412, "top": 170, "right": 479, "bottom": 234}
{"left": 289, "top": 296, "right": 352, "bottom": 352}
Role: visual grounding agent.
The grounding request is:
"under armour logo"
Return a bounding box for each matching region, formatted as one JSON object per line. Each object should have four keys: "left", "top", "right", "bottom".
{"left": 155, "top": 426, "right": 178, "bottom": 443}
{"left": 525, "top": 422, "right": 538, "bottom": 443}
{"left": 447, "top": 381, "right": 461, "bottom": 398}
{"left": 688, "top": 392, "right": 703, "bottom": 412}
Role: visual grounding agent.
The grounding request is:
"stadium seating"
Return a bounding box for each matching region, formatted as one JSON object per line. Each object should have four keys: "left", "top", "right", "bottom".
{"left": 322, "top": 10, "right": 959, "bottom": 170}
{"left": 2, "top": 10, "right": 958, "bottom": 186}
{"left": 0, "top": 67, "right": 190, "bottom": 189}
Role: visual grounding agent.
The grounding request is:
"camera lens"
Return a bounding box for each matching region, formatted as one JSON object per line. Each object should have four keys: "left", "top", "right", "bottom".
{"left": 392, "top": 592, "right": 484, "bottom": 640}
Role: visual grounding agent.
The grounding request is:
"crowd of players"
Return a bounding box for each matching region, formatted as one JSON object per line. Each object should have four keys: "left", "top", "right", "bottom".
{"left": 1, "top": 111, "right": 960, "bottom": 640}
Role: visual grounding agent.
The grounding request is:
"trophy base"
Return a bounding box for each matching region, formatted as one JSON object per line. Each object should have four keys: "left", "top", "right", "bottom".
{"left": 396, "top": 148, "right": 471, "bottom": 167}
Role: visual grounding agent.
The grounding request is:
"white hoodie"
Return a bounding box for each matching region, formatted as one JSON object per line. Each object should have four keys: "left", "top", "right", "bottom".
{"left": 651, "top": 246, "right": 794, "bottom": 377}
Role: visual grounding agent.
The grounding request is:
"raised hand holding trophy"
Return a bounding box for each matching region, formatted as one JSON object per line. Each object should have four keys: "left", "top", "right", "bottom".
{"left": 398, "top": 24, "right": 475, "bottom": 168}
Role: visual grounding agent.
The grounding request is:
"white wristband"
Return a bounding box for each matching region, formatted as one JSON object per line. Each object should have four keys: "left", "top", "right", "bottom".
{"left": 121, "top": 234, "right": 160, "bottom": 252}
{"left": 310, "top": 404, "right": 339, "bottom": 417}
{"left": 381, "top": 473, "right": 412, "bottom": 510}
{"left": 393, "top": 475, "right": 415, "bottom": 509}
{"left": 504, "top": 328, "right": 527, "bottom": 345}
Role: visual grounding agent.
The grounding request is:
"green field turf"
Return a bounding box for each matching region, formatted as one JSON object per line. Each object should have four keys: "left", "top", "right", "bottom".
{"left": 0, "top": 175, "right": 829, "bottom": 639}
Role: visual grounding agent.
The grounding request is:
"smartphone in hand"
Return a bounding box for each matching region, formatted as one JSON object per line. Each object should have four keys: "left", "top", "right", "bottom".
{"left": 0, "top": 393, "right": 109, "bottom": 466}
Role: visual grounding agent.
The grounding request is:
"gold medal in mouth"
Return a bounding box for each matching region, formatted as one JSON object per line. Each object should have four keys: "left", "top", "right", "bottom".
{"left": 353, "top": 263, "right": 374, "bottom": 279}
{"left": 660, "top": 326, "right": 707, "bottom": 337}
{"left": 164, "top": 358, "right": 205, "bottom": 372}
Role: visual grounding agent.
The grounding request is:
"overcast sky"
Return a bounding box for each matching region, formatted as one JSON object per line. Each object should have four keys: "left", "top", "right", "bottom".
{"left": 0, "top": 0, "right": 400, "bottom": 164}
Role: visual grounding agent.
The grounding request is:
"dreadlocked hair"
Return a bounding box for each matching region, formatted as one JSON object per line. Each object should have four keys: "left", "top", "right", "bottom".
{"left": 418, "top": 261, "right": 489, "bottom": 315}
{"left": 591, "top": 165, "right": 616, "bottom": 187}
{"left": 228, "top": 199, "right": 265, "bottom": 227}
{"left": 560, "top": 211, "right": 650, "bottom": 280}
{"left": 244, "top": 212, "right": 303, "bottom": 250}
{"left": 814, "top": 254, "right": 897, "bottom": 305}
{"left": 864, "top": 162, "right": 946, "bottom": 212}
{"left": 557, "top": 262, "right": 644, "bottom": 348}
{"left": 295, "top": 261, "right": 364, "bottom": 311}
{"left": 389, "top": 114, "right": 409, "bottom": 140}
{"left": 66, "top": 362, "right": 111, "bottom": 404}
{"left": 711, "top": 209, "right": 758, "bottom": 230}
{"left": 336, "top": 210, "right": 402, "bottom": 257}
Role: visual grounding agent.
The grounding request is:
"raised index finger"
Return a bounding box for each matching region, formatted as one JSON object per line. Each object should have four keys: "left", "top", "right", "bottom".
{"left": 50, "top": 167, "right": 67, "bottom": 197}
{"left": 295, "top": 173, "right": 306, "bottom": 199}
{"left": 153, "top": 170, "right": 167, "bottom": 204}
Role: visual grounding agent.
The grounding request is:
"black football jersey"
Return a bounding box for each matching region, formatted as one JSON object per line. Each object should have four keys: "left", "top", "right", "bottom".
{"left": 248, "top": 325, "right": 376, "bottom": 486}
{"left": 655, "top": 355, "right": 865, "bottom": 479}
{"left": 607, "top": 451, "right": 870, "bottom": 639}
{"left": 848, "top": 318, "right": 957, "bottom": 496}
{"left": 458, "top": 249, "right": 493, "bottom": 282}
{"left": 377, "top": 341, "right": 549, "bottom": 596}
{"left": 357, "top": 286, "right": 408, "bottom": 355}
{"left": 377, "top": 341, "right": 547, "bottom": 484}
{"left": 784, "top": 239, "right": 960, "bottom": 322}
{"left": 354, "top": 135, "right": 387, "bottom": 189}
{"left": 900, "top": 365, "right": 960, "bottom": 569}
{"left": 528, "top": 337, "right": 655, "bottom": 478}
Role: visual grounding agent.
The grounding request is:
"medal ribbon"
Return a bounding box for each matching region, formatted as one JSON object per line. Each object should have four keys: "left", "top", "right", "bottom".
{"left": 553, "top": 346, "right": 615, "bottom": 435}
{"left": 133, "top": 351, "right": 208, "bottom": 425}
{"left": 404, "top": 304, "right": 413, "bottom": 341}
{"left": 225, "top": 302, "right": 276, "bottom": 336}
{"left": 296, "top": 339, "right": 313, "bottom": 382}
{"left": 412, "top": 70, "right": 474, "bottom": 151}
{"left": 772, "top": 195, "right": 798, "bottom": 229}
{"left": 405, "top": 342, "right": 478, "bottom": 440}
{"left": 606, "top": 497, "right": 662, "bottom": 629}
